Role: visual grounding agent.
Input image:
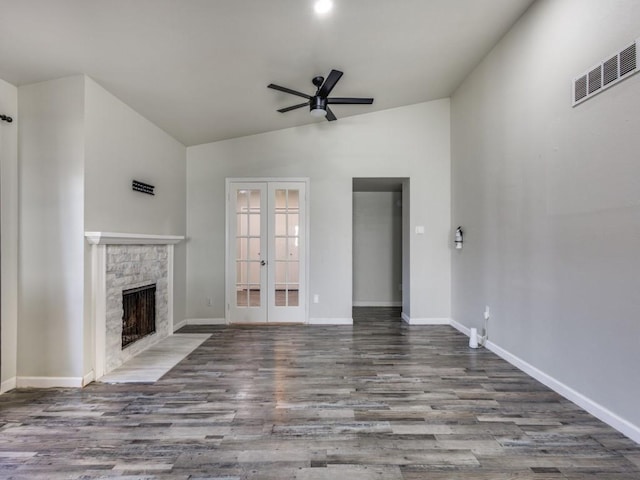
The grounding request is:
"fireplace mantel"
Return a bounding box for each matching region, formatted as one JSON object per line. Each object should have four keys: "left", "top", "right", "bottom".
{"left": 86, "top": 231, "right": 184, "bottom": 383}
{"left": 85, "top": 232, "right": 184, "bottom": 245}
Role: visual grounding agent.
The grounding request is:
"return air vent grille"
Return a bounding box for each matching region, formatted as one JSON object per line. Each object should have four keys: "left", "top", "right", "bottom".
{"left": 620, "top": 43, "right": 637, "bottom": 76}
{"left": 572, "top": 39, "right": 639, "bottom": 106}
{"left": 588, "top": 66, "right": 602, "bottom": 93}
{"left": 574, "top": 75, "right": 587, "bottom": 102}
{"left": 603, "top": 56, "right": 618, "bottom": 86}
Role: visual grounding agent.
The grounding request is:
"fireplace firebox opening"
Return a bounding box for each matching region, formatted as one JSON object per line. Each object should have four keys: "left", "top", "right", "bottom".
{"left": 122, "top": 284, "right": 156, "bottom": 348}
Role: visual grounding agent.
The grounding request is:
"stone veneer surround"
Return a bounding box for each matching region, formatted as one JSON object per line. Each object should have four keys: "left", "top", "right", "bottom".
{"left": 85, "top": 232, "right": 184, "bottom": 382}
{"left": 105, "top": 245, "right": 169, "bottom": 373}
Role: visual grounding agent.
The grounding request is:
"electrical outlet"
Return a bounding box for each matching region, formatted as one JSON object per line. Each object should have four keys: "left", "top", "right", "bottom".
{"left": 313, "top": 294, "right": 319, "bottom": 304}
{"left": 207, "top": 297, "right": 213, "bottom": 307}
{"left": 484, "top": 305, "right": 490, "bottom": 320}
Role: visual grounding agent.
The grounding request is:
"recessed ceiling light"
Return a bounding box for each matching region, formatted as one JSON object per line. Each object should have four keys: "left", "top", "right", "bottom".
{"left": 314, "top": 0, "right": 333, "bottom": 15}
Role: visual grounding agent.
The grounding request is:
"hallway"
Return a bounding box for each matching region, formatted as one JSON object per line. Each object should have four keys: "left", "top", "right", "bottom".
{"left": 0, "top": 308, "right": 638, "bottom": 479}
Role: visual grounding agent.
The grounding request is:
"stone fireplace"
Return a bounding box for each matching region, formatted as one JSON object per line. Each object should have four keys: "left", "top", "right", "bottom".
{"left": 86, "top": 232, "right": 184, "bottom": 380}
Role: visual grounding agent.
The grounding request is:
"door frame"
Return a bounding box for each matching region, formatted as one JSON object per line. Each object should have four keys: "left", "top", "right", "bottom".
{"left": 225, "top": 177, "right": 310, "bottom": 324}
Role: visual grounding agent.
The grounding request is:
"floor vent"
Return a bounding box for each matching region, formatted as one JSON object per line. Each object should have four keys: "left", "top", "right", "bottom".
{"left": 572, "top": 39, "right": 639, "bottom": 106}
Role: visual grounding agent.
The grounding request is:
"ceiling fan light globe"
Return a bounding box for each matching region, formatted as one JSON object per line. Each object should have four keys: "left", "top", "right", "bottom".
{"left": 310, "top": 108, "right": 327, "bottom": 118}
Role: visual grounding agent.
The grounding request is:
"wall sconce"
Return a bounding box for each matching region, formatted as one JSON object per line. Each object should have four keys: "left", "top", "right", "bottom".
{"left": 455, "top": 226, "right": 463, "bottom": 249}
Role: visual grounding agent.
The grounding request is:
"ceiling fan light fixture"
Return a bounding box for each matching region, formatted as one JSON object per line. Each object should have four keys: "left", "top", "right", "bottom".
{"left": 310, "top": 95, "right": 328, "bottom": 117}
{"left": 268, "top": 69, "right": 373, "bottom": 122}
{"left": 310, "top": 107, "right": 327, "bottom": 117}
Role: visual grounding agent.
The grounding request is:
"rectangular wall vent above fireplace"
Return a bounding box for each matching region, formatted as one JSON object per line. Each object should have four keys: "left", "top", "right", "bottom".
{"left": 572, "top": 38, "right": 639, "bottom": 106}
{"left": 122, "top": 284, "right": 156, "bottom": 348}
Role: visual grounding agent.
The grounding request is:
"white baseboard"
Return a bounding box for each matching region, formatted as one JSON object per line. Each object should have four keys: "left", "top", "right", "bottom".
{"left": 16, "top": 376, "right": 84, "bottom": 388}
{"left": 401, "top": 312, "right": 450, "bottom": 325}
{"left": 485, "top": 339, "right": 640, "bottom": 444}
{"left": 308, "top": 318, "right": 353, "bottom": 325}
{"left": 353, "top": 301, "right": 402, "bottom": 307}
{"left": 450, "top": 318, "right": 640, "bottom": 444}
{"left": 83, "top": 371, "right": 95, "bottom": 387}
{"left": 0, "top": 377, "right": 17, "bottom": 393}
{"left": 173, "top": 318, "right": 188, "bottom": 331}
{"left": 450, "top": 318, "right": 471, "bottom": 336}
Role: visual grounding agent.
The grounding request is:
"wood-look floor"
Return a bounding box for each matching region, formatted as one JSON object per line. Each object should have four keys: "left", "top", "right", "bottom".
{"left": 0, "top": 307, "right": 638, "bottom": 479}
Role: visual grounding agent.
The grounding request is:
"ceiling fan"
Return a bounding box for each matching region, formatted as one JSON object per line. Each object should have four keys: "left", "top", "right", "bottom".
{"left": 268, "top": 69, "right": 374, "bottom": 121}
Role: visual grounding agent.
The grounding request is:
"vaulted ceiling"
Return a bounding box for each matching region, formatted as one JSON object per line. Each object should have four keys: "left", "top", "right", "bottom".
{"left": 0, "top": 0, "right": 534, "bottom": 146}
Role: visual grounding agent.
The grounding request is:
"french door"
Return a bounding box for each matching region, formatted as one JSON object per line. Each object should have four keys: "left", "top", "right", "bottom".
{"left": 227, "top": 181, "right": 306, "bottom": 323}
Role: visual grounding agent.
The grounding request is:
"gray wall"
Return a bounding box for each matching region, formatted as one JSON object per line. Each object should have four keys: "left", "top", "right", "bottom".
{"left": 84, "top": 76, "right": 187, "bottom": 373}
{"left": 186, "top": 100, "right": 451, "bottom": 322}
{"left": 18, "top": 76, "right": 86, "bottom": 378}
{"left": 0, "top": 78, "right": 18, "bottom": 389}
{"left": 17, "top": 75, "right": 187, "bottom": 380}
{"left": 353, "top": 191, "right": 402, "bottom": 306}
{"left": 451, "top": 0, "right": 640, "bottom": 430}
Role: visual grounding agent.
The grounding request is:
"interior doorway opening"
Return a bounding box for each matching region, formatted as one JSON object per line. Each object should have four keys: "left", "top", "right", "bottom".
{"left": 352, "top": 178, "right": 409, "bottom": 320}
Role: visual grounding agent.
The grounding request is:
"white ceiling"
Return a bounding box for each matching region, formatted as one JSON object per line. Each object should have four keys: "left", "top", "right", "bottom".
{"left": 0, "top": 0, "right": 533, "bottom": 146}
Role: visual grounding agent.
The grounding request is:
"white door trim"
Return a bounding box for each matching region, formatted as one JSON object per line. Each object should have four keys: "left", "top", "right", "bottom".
{"left": 225, "top": 178, "right": 310, "bottom": 324}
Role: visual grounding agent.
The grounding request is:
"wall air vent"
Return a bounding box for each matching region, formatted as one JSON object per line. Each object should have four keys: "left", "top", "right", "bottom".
{"left": 572, "top": 39, "right": 639, "bottom": 106}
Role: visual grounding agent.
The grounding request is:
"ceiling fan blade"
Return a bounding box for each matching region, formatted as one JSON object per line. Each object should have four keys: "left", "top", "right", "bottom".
{"left": 325, "top": 106, "right": 337, "bottom": 121}
{"left": 318, "top": 70, "right": 343, "bottom": 97}
{"left": 277, "top": 102, "right": 310, "bottom": 113}
{"left": 327, "top": 97, "right": 374, "bottom": 104}
{"left": 268, "top": 84, "right": 311, "bottom": 99}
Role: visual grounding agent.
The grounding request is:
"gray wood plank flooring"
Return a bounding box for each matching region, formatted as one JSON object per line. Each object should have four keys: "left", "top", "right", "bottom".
{"left": 0, "top": 307, "right": 638, "bottom": 479}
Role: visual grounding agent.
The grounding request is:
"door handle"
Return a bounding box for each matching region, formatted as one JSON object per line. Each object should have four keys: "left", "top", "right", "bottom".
{"left": 260, "top": 260, "right": 266, "bottom": 266}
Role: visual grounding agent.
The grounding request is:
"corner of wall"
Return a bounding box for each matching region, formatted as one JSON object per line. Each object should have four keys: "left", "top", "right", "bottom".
{"left": 0, "top": 77, "right": 19, "bottom": 388}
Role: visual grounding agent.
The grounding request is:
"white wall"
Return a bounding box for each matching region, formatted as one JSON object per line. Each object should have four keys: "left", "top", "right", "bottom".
{"left": 16, "top": 75, "right": 187, "bottom": 382}
{"left": 353, "top": 191, "right": 402, "bottom": 306}
{"left": 84, "top": 77, "right": 187, "bottom": 373}
{"left": 187, "top": 100, "right": 451, "bottom": 322}
{"left": 18, "top": 76, "right": 86, "bottom": 379}
{"left": 0, "top": 78, "right": 18, "bottom": 390}
{"left": 84, "top": 77, "right": 186, "bottom": 236}
{"left": 451, "top": 0, "right": 640, "bottom": 437}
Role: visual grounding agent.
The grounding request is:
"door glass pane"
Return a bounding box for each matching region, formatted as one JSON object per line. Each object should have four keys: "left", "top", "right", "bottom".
{"left": 275, "top": 261, "right": 287, "bottom": 286}
{"left": 236, "top": 188, "right": 261, "bottom": 310}
{"left": 236, "top": 287, "right": 248, "bottom": 307}
{"left": 275, "top": 288, "right": 286, "bottom": 306}
{"left": 288, "top": 190, "right": 299, "bottom": 210}
{"left": 248, "top": 238, "right": 260, "bottom": 261}
{"left": 288, "top": 287, "right": 299, "bottom": 306}
{"left": 288, "top": 262, "right": 299, "bottom": 283}
{"left": 249, "top": 190, "right": 261, "bottom": 210}
{"left": 275, "top": 237, "right": 287, "bottom": 260}
{"left": 272, "top": 187, "right": 302, "bottom": 309}
{"left": 275, "top": 214, "right": 286, "bottom": 236}
{"left": 236, "top": 261, "right": 247, "bottom": 284}
{"left": 236, "top": 238, "right": 247, "bottom": 261}
{"left": 287, "top": 238, "right": 299, "bottom": 260}
{"left": 236, "top": 214, "right": 248, "bottom": 236}
{"left": 249, "top": 214, "right": 260, "bottom": 236}
{"left": 236, "top": 190, "right": 248, "bottom": 211}
{"left": 249, "top": 286, "right": 261, "bottom": 307}
{"left": 287, "top": 214, "right": 299, "bottom": 236}
{"left": 248, "top": 262, "right": 260, "bottom": 284}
